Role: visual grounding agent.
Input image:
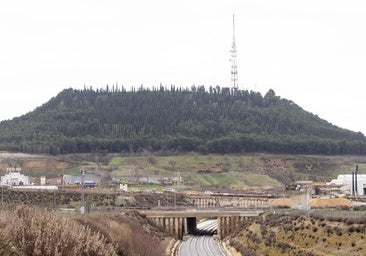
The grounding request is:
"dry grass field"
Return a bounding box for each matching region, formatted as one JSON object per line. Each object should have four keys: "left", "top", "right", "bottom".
{"left": 226, "top": 211, "right": 366, "bottom": 256}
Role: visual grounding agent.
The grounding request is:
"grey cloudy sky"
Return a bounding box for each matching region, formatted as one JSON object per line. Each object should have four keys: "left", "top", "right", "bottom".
{"left": 1, "top": 0, "right": 366, "bottom": 134}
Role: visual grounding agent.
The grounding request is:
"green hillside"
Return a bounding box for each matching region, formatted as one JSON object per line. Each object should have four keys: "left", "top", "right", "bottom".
{"left": 0, "top": 86, "right": 365, "bottom": 155}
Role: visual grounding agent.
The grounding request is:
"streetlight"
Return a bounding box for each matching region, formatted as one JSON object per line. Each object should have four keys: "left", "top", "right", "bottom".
{"left": 80, "top": 169, "right": 85, "bottom": 214}
{"left": 174, "top": 171, "right": 180, "bottom": 209}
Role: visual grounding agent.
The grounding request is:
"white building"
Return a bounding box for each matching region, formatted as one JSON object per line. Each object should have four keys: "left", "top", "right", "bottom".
{"left": 329, "top": 174, "right": 366, "bottom": 196}
{"left": 0, "top": 168, "right": 30, "bottom": 186}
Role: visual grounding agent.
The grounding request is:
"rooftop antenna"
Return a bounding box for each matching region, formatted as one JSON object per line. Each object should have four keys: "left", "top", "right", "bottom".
{"left": 230, "top": 14, "right": 238, "bottom": 90}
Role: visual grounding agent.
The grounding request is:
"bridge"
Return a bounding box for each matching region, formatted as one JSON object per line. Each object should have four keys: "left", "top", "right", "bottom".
{"left": 141, "top": 208, "right": 264, "bottom": 240}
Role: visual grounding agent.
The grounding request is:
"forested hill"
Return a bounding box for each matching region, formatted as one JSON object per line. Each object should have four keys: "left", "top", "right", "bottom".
{"left": 0, "top": 86, "right": 365, "bottom": 155}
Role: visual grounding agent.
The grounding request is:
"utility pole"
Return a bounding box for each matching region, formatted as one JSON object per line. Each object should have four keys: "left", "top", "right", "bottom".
{"left": 174, "top": 171, "right": 180, "bottom": 209}
{"left": 174, "top": 171, "right": 176, "bottom": 209}
{"left": 174, "top": 190, "right": 176, "bottom": 209}
{"left": 80, "top": 169, "right": 85, "bottom": 214}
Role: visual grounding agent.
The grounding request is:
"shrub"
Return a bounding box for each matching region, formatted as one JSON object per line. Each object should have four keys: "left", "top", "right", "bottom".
{"left": 264, "top": 231, "right": 276, "bottom": 247}
{"left": 276, "top": 241, "right": 293, "bottom": 253}
{"left": 0, "top": 206, "right": 116, "bottom": 256}
{"left": 230, "top": 240, "right": 256, "bottom": 256}
{"left": 355, "top": 217, "right": 366, "bottom": 225}
{"left": 147, "top": 155, "right": 157, "bottom": 164}
{"left": 338, "top": 205, "right": 350, "bottom": 211}
{"left": 74, "top": 212, "right": 165, "bottom": 256}
{"left": 260, "top": 224, "right": 267, "bottom": 236}
{"left": 347, "top": 226, "right": 355, "bottom": 233}
{"left": 353, "top": 205, "right": 366, "bottom": 211}
{"left": 355, "top": 226, "right": 361, "bottom": 233}
{"left": 246, "top": 231, "right": 261, "bottom": 244}
{"left": 345, "top": 218, "right": 354, "bottom": 225}
{"left": 335, "top": 228, "right": 343, "bottom": 236}
{"left": 326, "top": 226, "right": 332, "bottom": 235}
{"left": 0, "top": 232, "right": 19, "bottom": 256}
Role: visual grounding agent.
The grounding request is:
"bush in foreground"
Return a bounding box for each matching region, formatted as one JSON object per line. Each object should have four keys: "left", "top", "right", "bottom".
{"left": 0, "top": 206, "right": 116, "bottom": 256}
{"left": 73, "top": 212, "right": 165, "bottom": 256}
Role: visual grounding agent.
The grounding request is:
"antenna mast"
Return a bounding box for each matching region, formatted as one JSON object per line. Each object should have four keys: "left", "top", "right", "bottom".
{"left": 230, "top": 14, "right": 238, "bottom": 90}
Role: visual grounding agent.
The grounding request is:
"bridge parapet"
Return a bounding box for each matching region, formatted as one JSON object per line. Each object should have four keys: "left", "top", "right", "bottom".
{"left": 189, "top": 195, "right": 270, "bottom": 208}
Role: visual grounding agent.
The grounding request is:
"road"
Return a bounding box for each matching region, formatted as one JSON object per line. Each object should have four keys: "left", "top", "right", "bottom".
{"left": 179, "top": 219, "right": 227, "bottom": 256}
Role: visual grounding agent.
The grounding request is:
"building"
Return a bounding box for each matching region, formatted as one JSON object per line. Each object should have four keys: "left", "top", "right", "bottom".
{"left": 64, "top": 172, "right": 101, "bottom": 187}
{"left": 46, "top": 175, "right": 64, "bottom": 186}
{"left": 310, "top": 182, "right": 343, "bottom": 197}
{"left": 0, "top": 168, "right": 30, "bottom": 186}
{"left": 121, "top": 175, "right": 184, "bottom": 185}
{"left": 329, "top": 174, "right": 366, "bottom": 196}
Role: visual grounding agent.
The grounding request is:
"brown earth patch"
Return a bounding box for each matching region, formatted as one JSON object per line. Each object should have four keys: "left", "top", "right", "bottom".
{"left": 310, "top": 197, "right": 353, "bottom": 208}
{"left": 22, "top": 160, "right": 70, "bottom": 169}
{"left": 0, "top": 160, "right": 70, "bottom": 171}
{"left": 197, "top": 165, "right": 224, "bottom": 174}
{"left": 268, "top": 198, "right": 292, "bottom": 208}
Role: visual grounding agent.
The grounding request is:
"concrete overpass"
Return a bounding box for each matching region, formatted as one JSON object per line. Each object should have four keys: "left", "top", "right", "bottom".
{"left": 141, "top": 209, "right": 264, "bottom": 240}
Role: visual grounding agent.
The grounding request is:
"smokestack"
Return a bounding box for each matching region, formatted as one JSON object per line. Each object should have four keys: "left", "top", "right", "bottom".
{"left": 351, "top": 165, "right": 358, "bottom": 196}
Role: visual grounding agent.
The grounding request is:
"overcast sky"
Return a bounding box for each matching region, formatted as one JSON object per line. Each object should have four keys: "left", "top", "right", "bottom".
{"left": 1, "top": 0, "right": 366, "bottom": 134}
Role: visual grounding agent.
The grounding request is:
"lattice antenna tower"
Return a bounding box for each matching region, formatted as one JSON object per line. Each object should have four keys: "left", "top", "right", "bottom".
{"left": 230, "top": 14, "right": 238, "bottom": 90}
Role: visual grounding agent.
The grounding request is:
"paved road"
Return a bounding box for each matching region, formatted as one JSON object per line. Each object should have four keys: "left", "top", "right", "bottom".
{"left": 179, "top": 219, "right": 226, "bottom": 256}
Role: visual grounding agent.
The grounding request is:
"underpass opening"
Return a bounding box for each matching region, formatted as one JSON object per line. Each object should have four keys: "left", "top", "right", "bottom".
{"left": 186, "top": 217, "right": 197, "bottom": 235}
{"left": 193, "top": 218, "right": 218, "bottom": 236}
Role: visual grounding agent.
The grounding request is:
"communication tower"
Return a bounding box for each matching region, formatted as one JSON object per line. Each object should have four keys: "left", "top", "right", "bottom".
{"left": 230, "top": 14, "right": 238, "bottom": 90}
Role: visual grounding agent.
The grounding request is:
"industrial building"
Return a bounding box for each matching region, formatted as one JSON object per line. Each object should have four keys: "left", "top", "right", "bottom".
{"left": 64, "top": 172, "right": 101, "bottom": 187}
{"left": 329, "top": 174, "right": 366, "bottom": 196}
